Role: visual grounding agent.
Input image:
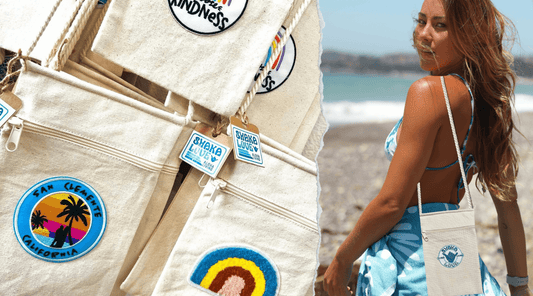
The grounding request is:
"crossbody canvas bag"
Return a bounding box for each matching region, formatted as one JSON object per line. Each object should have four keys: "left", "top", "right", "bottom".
{"left": 92, "top": 0, "right": 294, "bottom": 117}
{"left": 418, "top": 76, "right": 483, "bottom": 295}
{"left": 0, "top": 62, "right": 193, "bottom": 295}
{"left": 143, "top": 141, "right": 319, "bottom": 296}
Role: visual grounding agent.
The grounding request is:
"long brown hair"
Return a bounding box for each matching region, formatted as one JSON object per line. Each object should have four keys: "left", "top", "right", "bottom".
{"left": 420, "top": 0, "right": 519, "bottom": 200}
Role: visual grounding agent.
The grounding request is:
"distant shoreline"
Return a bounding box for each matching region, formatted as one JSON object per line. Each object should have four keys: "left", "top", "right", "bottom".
{"left": 321, "top": 50, "right": 533, "bottom": 79}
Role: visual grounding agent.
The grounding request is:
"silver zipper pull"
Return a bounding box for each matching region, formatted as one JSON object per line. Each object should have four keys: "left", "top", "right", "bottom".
{"left": 6, "top": 117, "right": 23, "bottom": 152}
{"left": 207, "top": 178, "right": 227, "bottom": 209}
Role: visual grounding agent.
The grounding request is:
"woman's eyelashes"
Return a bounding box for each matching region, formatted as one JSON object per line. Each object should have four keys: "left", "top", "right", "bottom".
{"left": 414, "top": 17, "right": 447, "bottom": 29}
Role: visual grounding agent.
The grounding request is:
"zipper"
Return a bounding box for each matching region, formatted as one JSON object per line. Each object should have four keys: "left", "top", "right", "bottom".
{"left": 4, "top": 117, "right": 179, "bottom": 174}
{"left": 5, "top": 117, "right": 23, "bottom": 152}
{"left": 205, "top": 176, "right": 318, "bottom": 233}
{"left": 422, "top": 225, "right": 475, "bottom": 242}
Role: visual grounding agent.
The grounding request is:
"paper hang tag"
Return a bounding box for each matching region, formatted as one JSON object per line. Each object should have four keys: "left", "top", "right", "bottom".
{"left": 180, "top": 123, "right": 232, "bottom": 178}
{"left": 0, "top": 91, "right": 22, "bottom": 128}
{"left": 230, "top": 116, "right": 264, "bottom": 167}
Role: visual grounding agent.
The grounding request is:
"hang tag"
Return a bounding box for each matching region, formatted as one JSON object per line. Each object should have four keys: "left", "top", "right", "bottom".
{"left": 230, "top": 116, "right": 264, "bottom": 167}
{"left": 0, "top": 91, "right": 21, "bottom": 128}
{"left": 180, "top": 123, "right": 232, "bottom": 178}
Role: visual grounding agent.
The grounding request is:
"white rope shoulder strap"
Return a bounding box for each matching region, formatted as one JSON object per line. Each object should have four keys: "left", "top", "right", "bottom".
{"left": 417, "top": 76, "right": 474, "bottom": 216}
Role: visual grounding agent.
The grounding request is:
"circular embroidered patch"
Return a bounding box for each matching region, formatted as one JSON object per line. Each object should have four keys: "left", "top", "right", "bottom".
{"left": 168, "top": 0, "right": 248, "bottom": 35}
{"left": 437, "top": 244, "right": 464, "bottom": 268}
{"left": 189, "top": 245, "right": 280, "bottom": 296}
{"left": 251, "top": 27, "right": 297, "bottom": 94}
{"left": 13, "top": 176, "right": 106, "bottom": 263}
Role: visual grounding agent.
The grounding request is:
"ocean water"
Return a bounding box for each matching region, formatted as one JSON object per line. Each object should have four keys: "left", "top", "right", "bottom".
{"left": 322, "top": 73, "right": 533, "bottom": 125}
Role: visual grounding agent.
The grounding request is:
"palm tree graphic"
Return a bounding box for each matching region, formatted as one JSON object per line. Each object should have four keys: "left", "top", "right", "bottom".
{"left": 56, "top": 195, "right": 90, "bottom": 246}
{"left": 31, "top": 210, "right": 48, "bottom": 230}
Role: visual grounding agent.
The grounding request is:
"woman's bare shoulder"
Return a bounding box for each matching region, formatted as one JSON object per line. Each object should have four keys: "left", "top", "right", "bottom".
{"left": 404, "top": 76, "right": 447, "bottom": 122}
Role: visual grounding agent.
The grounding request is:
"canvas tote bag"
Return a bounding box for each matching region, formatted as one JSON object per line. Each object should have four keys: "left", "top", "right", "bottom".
{"left": 244, "top": 0, "right": 322, "bottom": 151}
{"left": 149, "top": 141, "right": 319, "bottom": 296}
{"left": 418, "top": 76, "right": 483, "bottom": 295}
{"left": 0, "top": 0, "right": 97, "bottom": 68}
{"left": 120, "top": 168, "right": 206, "bottom": 296}
{"left": 0, "top": 61, "right": 194, "bottom": 295}
{"left": 91, "top": 0, "right": 295, "bottom": 117}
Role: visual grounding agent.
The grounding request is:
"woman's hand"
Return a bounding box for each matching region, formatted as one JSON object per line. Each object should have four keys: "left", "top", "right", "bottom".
{"left": 510, "top": 285, "right": 533, "bottom": 296}
{"left": 323, "top": 257, "right": 354, "bottom": 296}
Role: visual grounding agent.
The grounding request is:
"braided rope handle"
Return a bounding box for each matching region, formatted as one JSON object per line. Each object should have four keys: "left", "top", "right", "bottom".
{"left": 418, "top": 76, "right": 474, "bottom": 216}
{"left": 26, "top": 0, "right": 63, "bottom": 58}
{"left": 440, "top": 76, "right": 473, "bottom": 209}
{"left": 236, "top": 0, "right": 313, "bottom": 122}
{"left": 0, "top": 50, "right": 31, "bottom": 93}
{"left": 77, "top": 0, "right": 111, "bottom": 62}
{"left": 42, "top": 0, "right": 85, "bottom": 68}
{"left": 51, "top": 0, "right": 99, "bottom": 71}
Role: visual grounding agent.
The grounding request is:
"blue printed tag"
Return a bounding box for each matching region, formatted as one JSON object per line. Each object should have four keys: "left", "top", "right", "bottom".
{"left": 230, "top": 116, "right": 264, "bottom": 167}
{"left": 0, "top": 95, "right": 16, "bottom": 128}
{"left": 180, "top": 125, "right": 232, "bottom": 178}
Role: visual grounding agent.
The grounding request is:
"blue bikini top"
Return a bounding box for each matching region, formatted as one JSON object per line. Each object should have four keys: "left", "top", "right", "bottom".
{"left": 384, "top": 73, "right": 477, "bottom": 201}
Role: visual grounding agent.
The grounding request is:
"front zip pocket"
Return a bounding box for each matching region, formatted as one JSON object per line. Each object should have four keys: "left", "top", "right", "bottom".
{"left": 203, "top": 176, "right": 318, "bottom": 233}
{"left": 4, "top": 117, "right": 179, "bottom": 175}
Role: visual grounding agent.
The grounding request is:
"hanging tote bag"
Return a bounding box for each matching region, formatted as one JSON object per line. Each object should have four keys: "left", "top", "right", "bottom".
{"left": 244, "top": 0, "right": 322, "bottom": 151}
{"left": 91, "top": 0, "right": 295, "bottom": 117}
{"left": 0, "top": 0, "right": 97, "bottom": 68}
{"left": 418, "top": 76, "right": 483, "bottom": 295}
{"left": 120, "top": 168, "right": 206, "bottom": 296}
{"left": 0, "top": 61, "right": 194, "bottom": 295}
{"left": 150, "top": 141, "right": 319, "bottom": 296}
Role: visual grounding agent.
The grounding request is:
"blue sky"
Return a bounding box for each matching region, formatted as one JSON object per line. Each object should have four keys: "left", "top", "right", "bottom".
{"left": 318, "top": 0, "right": 533, "bottom": 57}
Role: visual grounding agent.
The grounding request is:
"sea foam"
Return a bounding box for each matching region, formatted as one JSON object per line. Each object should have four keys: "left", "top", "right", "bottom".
{"left": 322, "top": 93, "right": 533, "bottom": 125}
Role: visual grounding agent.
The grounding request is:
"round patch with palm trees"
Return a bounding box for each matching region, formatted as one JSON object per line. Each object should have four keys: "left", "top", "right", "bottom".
{"left": 13, "top": 176, "right": 106, "bottom": 262}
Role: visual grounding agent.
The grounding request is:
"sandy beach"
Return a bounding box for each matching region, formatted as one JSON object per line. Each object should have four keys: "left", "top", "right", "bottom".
{"left": 317, "top": 112, "right": 533, "bottom": 294}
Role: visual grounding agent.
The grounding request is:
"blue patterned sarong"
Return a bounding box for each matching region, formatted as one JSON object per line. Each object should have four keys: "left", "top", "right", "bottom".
{"left": 356, "top": 203, "right": 506, "bottom": 296}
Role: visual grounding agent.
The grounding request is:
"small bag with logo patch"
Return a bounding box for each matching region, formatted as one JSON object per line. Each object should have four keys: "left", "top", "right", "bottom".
{"left": 91, "top": 0, "right": 295, "bottom": 117}
{"left": 125, "top": 140, "right": 319, "bottom": 296}
{"left": 243, "top": 0, "right": 322, "bottom": 153}
{"left": 0, "top": 61, "right": 194, "bottom": 296}
{"left": 417, "top": 76, "right": 483, "bottom": 295}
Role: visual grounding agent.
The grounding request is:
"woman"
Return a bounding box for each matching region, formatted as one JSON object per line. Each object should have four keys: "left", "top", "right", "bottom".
{"left": 322, "top": 0, "right": 531, "bottom": 295}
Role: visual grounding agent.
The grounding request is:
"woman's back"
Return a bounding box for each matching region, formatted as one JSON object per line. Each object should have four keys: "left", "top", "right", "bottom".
{"left": 386, "top": 74, "right": 477, "bottom": 207}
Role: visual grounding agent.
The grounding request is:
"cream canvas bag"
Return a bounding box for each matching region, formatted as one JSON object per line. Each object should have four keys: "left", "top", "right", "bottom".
{"left": 0, "top": 62, "right": 193, "bottom": 295}
{"left": 150, "top": 141, "right": 319, "bottom": 296}
{"left": 418, "top": 76, "right": 483, "bottom": 295}
{"left": 0, "top": 0, "right": 97, "bottom": 69}
{"left": 91, "top": 0, "right": 294, "bottom": 117}
{"left": 244, "top": 0, "right": 321, "bottom": 151}
{"left": 120, "top": 168, "right": 206, "bottom": 296}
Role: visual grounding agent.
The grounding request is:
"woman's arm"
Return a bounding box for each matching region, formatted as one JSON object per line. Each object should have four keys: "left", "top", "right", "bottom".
{"left": 490, "top": 186, "right": 531, "bottom": 295}
{"left": 323, "top": 77, "right": 446, "bottom": 296}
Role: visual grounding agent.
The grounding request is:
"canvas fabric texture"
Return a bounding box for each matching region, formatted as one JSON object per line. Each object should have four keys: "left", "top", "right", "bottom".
{"left": 0, "top": 0, "right": 82, "bottom": 61}
{"left": 61, "top": 59, "right": 167, "bottom": 111}
{"left": 120, "top": 168, "right": 206, "bottom": 296}
{"left": 245, "top": 0, "right": 321, "bottom": 150}
{"left": 92, "top": 0, "right": 295, "bottom": 117}
{"left": 0, "top": 62, "right": 193, "bottom": 295}
{"left": 68, "top": 2, "right": 124, "bottom": 77}
{"left": 301, "top": 111, "right": 328, "bottom": 161}
{"left": 418, "top": 76, "right": 483, "bottom": 295}
{"left": 150, "top": 142, "right": 319, "bottom": 296}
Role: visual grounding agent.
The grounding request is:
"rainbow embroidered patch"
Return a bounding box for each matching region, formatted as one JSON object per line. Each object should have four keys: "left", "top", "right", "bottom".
{"left": 13, "top": 176, "right": 106, "bottom": 262}
{"left": 189, "top": 245, "right": 280, "bottom": 296}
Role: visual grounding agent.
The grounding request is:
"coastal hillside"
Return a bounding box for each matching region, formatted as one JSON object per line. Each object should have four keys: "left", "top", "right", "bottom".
{"left": 321, "top": 50, "right": 533, "bottom": 78}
